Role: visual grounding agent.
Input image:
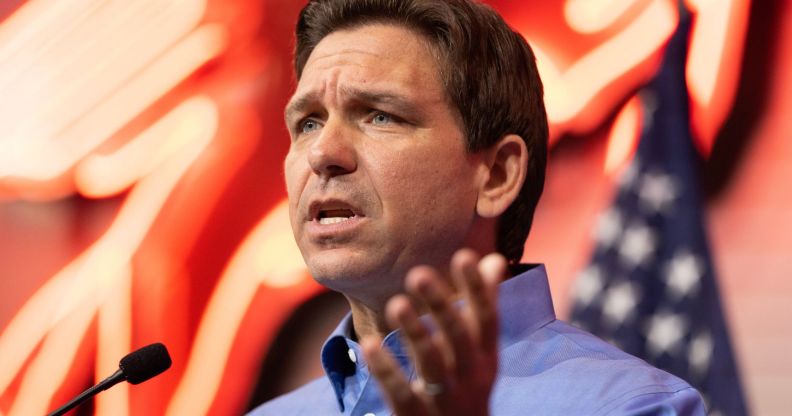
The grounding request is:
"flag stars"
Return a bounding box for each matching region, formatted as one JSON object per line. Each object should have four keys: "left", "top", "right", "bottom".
{"left": 602, "top": 281, "right": 640, "bottom": 328}
{"left": 689, "top": 330, "right": 713, "bottom": 377}
{"left": 619, "top": 161, "right": 641, "bottom": 190}
{"left": 645, "top": 312, "right": 688, "bottom": 357}
{"left": 638, "top": 172, "right": 677, "bottom": 213}
{"left": 573, "top": 266, "right": 604, "bottom": 308}
{"left": 664, "top": 250, "right": 704, "bottom": 299}
{"left": 594, "top": 209, "right": 623, "bottom": 249}
{"left": 618, "top": 223, "right": 656, "bottom": 267}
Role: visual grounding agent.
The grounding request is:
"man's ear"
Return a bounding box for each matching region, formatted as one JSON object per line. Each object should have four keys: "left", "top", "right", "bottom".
{"left": 476, "top": 134, "right": 528, "bottom": 218}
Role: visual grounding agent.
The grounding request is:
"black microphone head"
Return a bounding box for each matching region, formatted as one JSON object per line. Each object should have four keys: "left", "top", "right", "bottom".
{"left": 119, "top": 343, "right": 172, "bottom": 385}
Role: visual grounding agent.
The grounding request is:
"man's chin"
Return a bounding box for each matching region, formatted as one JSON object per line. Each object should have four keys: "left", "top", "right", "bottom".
{"left": 307, "top": 261, "right": 374, "bottom": 287}
{"left": 304, "top": 252, "right": 399, "bottom": 296}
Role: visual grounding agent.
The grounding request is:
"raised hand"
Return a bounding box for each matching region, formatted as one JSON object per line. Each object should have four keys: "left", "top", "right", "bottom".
{"left": 361, "top": 249, "right": 508, "bottom": 416}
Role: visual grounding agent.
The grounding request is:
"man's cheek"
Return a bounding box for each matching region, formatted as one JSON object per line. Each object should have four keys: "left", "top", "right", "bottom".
{"left": 283, "top": 160, "right": 305, "bottom": 200}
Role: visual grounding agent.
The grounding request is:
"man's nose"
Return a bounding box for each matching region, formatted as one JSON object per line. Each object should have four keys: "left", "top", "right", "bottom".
{"left": 307, "top": 119, "right": 357, "bottom": 178}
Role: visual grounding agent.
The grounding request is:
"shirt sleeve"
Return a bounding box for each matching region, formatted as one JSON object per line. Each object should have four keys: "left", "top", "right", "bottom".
{"left": 604, "top": 386, "right": 706, "bottom": 416}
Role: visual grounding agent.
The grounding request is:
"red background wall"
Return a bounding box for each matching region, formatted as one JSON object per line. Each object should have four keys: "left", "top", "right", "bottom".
{"left": 0, "top": 0, "right": 789, "bottom": 414}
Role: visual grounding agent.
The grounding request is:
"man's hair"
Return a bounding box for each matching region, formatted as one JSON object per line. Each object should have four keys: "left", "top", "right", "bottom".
{"left": 294, "top": 0, "right": 548, "bottom": 263}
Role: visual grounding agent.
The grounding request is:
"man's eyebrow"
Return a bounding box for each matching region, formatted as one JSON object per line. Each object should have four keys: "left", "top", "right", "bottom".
{"left": 344, "top": 88, "right": 422, "bottom": 118}
{"left": 284, "top": 88, "right": 420, "bottom": 122}
{"left": 284, "top": 92, "right": 319, "bottom": 123}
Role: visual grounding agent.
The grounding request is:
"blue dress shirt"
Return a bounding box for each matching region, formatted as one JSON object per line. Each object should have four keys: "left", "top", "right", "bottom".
{"left": 248, "top": 265, "right": 705, "bottom": 415}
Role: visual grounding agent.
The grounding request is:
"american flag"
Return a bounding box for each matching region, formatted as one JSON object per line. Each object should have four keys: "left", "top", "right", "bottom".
{"left": 569, "top": 9, "right": 749, "bottom": 416}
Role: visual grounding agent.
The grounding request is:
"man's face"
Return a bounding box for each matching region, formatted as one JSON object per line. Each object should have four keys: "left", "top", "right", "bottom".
{"left": 284, "top": 24, "right": 485, "bottom": 304}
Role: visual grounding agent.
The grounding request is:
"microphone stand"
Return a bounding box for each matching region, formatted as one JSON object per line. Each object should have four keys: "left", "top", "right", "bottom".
{"left": 47, "top": 369, "right": 126, "bottom": 416}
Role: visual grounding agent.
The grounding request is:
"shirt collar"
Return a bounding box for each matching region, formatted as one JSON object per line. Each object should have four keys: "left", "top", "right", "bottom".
{"left": 498, "top": 264, "right": 557, "bottom": 345}
{"left": 320, "top": 315, "right": 356, "bottom": 411}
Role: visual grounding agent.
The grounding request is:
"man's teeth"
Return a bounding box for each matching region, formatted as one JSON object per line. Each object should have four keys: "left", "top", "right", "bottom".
{"left": 319, "top": 216, "right": 351, "bottom": 225}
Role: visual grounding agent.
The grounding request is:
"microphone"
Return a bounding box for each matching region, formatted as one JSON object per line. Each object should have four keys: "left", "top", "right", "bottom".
{"left": 48, "top": 343, "right": 172, "bottom": 416}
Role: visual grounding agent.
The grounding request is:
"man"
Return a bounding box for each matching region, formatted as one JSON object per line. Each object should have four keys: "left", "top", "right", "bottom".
{"left": 249, "top": 0, "right": 705, "bottom": 414}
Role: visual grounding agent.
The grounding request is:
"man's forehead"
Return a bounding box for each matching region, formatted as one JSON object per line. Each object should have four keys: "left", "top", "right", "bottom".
{"left": 305, "top": 23, "right": 431, "bottom": 67}
{"left": 286, "top": 24, "right": 445, "bottom": 117}
{"left": 300, "top": 37, "right": 435, "bottom": 84}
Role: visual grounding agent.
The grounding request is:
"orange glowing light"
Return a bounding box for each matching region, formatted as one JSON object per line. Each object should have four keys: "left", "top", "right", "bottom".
{"left": 0, "top": 96, "right": 218, "bottom": 413}
{"left": 533, "top": 0, "right": 748, "bottom": 161}
{"left": 95, "top": 267, "right": 133, "bottom": 416}
{"left": 0, "top": 2, "right": 99, "bottom": 66}
{"left": 75, "top": 94, "right": 223, "bottom": 198}
{"left": 0, "top": 1, "right": 755, "bottom": 414}
{"left": 536, "top": 0, "right": 677, "bottom": 137}
{"left": 685, "top": 0, "right": 751, "bottom": 154}
{"left": 604, "top": 97, "right": 642, "bottom": 174}
{"left": 564, "top": 0, "right": 641, "bottom": 34}
{"left": 167, "top": 201, "right": 312, "bottom": 416}
{"left": 0, "top": 22, "right": 226, "bottom": 195}
{"left": 0, "top": 0, "right": 207, "bottom": 152}
{"left": 6, "top": 296, "right": 98, "bottom": 416}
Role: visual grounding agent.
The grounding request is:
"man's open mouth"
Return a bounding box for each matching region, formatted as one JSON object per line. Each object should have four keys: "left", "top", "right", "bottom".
{"left": 317, "top": 208, "right": 356, "bottom": 225}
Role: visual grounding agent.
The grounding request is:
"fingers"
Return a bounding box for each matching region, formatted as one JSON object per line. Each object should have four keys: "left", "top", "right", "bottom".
{"left": 365, "top": 248, "right": 508, "bottom": 416}
{"left": 361, "top": 335, "right": 427, "bottom": 416}
{"left": 385, "top": 295, "right": 447, "bottom": 386}
{"left": 400, "top": 249, "right": 507, "bottom": 378}
{"left": 404, "top": 264, "right": 477, "bottom": 378}
{"left": 472, "top": 252, "right": 508, "bottom": 353}
{"left": 448, "top": 249, "right": 505, "bottom": 357}
{"left": 450, "top": 250, "right": 487, "bottom": 342}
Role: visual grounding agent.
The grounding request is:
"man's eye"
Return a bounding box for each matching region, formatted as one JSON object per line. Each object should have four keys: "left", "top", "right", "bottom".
{"left": 372, "top": 112, "right": 392, "bottom": 125}
{"left": 300, "top": 119, "right": 321, "bottom": 133}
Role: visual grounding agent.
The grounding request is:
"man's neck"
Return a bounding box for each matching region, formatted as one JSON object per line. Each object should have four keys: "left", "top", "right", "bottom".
{"left": 345, "top": 298, "right": 391, "bottom": 340}
{"left": 343, "top": 283, "right": 465, "bottom": 341}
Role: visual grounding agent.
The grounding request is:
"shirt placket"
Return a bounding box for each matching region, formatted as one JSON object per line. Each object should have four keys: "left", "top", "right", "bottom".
{"left": 347, "top": 333, "right": 414, "bottom": 416}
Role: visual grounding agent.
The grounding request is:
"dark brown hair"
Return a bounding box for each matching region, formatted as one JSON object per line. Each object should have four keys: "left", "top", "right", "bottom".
{"left": 294, "top": 0, "right": 548, "bottom": 263}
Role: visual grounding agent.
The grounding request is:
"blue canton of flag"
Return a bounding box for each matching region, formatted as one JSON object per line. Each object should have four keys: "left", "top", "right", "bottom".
{"left": 569, "top": 9, "right": 749, "bottom": 416}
